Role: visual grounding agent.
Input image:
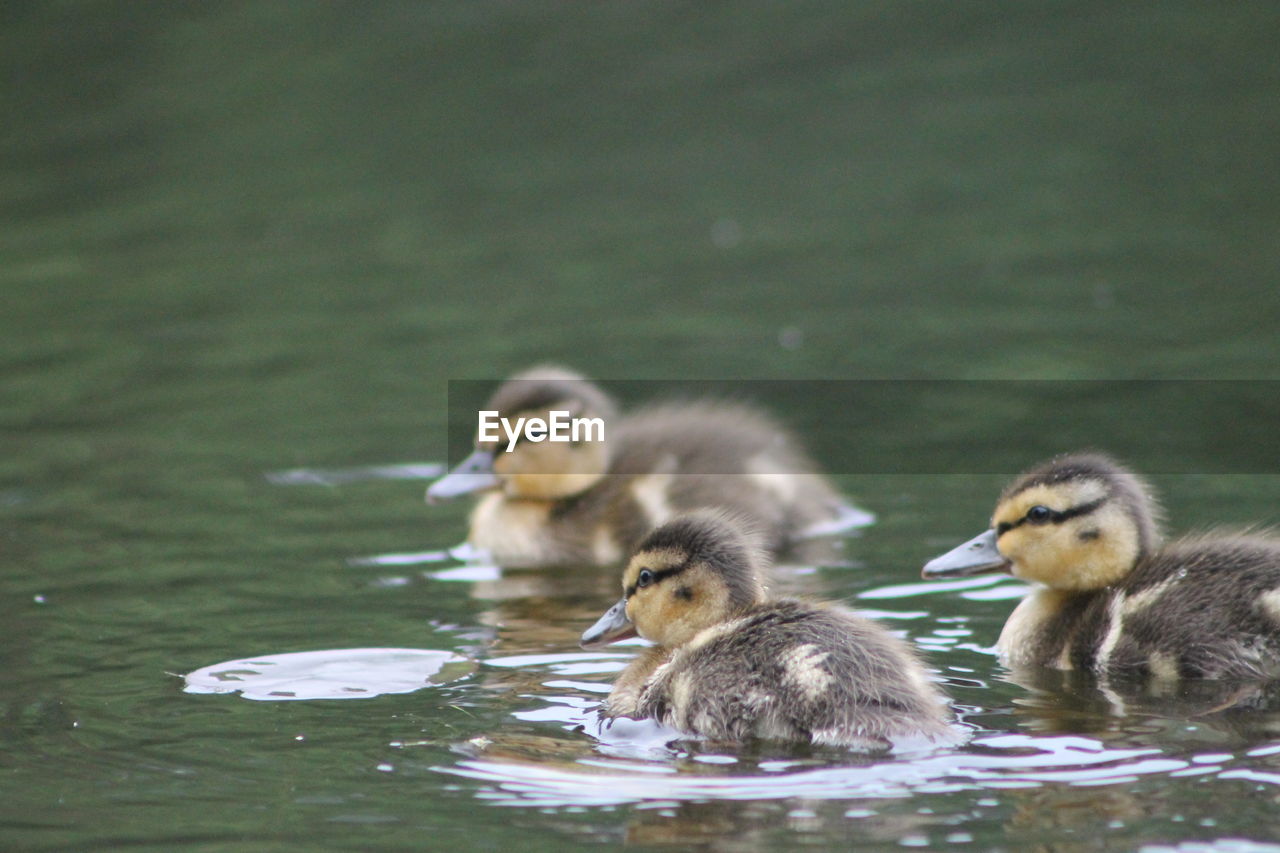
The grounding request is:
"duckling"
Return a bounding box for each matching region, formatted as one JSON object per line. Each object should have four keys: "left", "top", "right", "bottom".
{"left": 426, "top": 366, "right": 870, "bottom": 567}
{"left": 581, "top": 511, "right": 954, "bottom": 749}
{"left": 922, "top": 452, "right": 1280, "bottom": 680}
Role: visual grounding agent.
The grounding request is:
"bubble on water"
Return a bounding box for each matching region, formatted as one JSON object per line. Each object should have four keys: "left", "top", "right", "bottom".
{"left": 778, "top": 326, "right": 805, "bottom": 350}
{"left": 183, "top": 648, "right": 475, "bottom": 701}
{"left": 265, "top": 462, "right": 445, "bottom": 486}
{"left": 710, "top": 218, "right": 742, "bottom": 249}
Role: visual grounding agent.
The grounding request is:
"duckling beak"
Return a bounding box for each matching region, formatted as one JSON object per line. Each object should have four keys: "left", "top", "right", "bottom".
{"left": 921, "top": 529, "right": 1011, "bottom": 579}
{"left": 426, "top": 449, "right": 500, "bottom": 504}
{"left": 580, "top": 598, "right": 636, "bottom": 649}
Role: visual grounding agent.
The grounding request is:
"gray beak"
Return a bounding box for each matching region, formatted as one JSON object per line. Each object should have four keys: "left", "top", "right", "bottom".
{"left": 580, "top": 599, "right": 636, "bottom": 649}
{"left": 425, "top": 449, "right": 500, "bottom": 504}
{"left": 921, "top": 529, "right": 1011, "bottom": 579}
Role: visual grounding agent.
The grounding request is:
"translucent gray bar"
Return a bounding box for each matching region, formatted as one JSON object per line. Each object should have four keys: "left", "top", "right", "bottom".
{"left": 442, "top": 380, "right": 1279, "bottom": 474}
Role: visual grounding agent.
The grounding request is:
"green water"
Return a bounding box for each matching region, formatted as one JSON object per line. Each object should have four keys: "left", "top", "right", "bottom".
{"left": 5, "top": 2, "right": 1280, "bottom": 850}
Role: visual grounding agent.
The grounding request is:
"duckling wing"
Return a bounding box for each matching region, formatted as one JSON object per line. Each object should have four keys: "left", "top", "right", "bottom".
{"left": 639, "top": 603, "right": 949, "bottom": 747}
{"left": 1099, "top": 537, "right": 1280, "bottom": 680}
{"left": 611, "top": 403, "right": 855, "bottom": 550}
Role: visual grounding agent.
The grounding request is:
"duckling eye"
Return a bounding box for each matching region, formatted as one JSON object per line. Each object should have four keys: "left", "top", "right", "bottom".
{"left": 636, "top": 569, "right": 655, "bottom": 588}
{"left": 1026, "top": 505, "right": 1053, "bottom": 524}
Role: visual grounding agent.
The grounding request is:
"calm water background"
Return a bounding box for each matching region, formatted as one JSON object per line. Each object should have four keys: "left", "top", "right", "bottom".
{"left": 4, "top": 2, "right": 1280, "bottom": 850}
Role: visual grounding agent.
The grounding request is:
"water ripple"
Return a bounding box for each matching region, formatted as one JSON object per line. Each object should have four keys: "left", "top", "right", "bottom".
{"left": 858, "top": 575, "right": 1008, "bottom": 600}
{"left": 433, "top": 731, "right": 1215, "bottom": 808}
{"left": 432, "top": 689, "right": 1280, "bottom": 810}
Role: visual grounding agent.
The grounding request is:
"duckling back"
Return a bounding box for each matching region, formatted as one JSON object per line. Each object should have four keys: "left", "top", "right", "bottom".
{"left": 609, "top": 401, "right": 847, "bottom": 549}
{"left": 637, "top": 600, "right": 953, "bottom": 749}
{"left": 1074, "top": 534, "right": 1280, "bottom": 680}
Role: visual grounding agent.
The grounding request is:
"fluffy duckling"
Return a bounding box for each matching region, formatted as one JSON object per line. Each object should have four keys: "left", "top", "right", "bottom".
{"left": 923, "top": 453, "right": 1280, "bottom": 680}
{"left": 427, "top": 366, "right": 869, "bottom": 567}
{"left": 581, "top": 511, "right": 953, "bottom": 749}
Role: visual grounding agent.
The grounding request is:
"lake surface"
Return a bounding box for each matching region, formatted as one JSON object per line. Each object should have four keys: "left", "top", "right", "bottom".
{"left": 4, "top": 2, "right": 1280, "bottom": 850}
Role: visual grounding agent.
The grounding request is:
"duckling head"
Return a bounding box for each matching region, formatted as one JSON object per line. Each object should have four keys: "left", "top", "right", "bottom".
{"left": 580, "top": 510, "right": 769, "bottom": 650}
{"left": 923, "top": 453, "right": 1163, "bottom": 591}
{"left": 426, "top": 365, "right": 618, "bottom": 504}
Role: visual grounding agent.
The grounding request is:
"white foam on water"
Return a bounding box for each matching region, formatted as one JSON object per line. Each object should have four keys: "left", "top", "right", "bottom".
{"left": 265, "top": 462, "right": 446, "bottom": 486}
{"left": 183, "top": 647, "right": 474, "bottom": 701}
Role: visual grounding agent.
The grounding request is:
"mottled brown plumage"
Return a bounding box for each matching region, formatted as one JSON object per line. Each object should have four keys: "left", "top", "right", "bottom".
{"left": 428, "top": 367, "right": 866, "bottom": 567}
{"left": 923, "top": 452, "right": 1280, "bottom": 680}
{"left": 583, "top": 511, "right": 954, "bottom": 749}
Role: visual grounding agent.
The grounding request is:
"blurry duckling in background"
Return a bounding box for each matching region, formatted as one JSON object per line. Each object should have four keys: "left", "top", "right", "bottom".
{"left": 923, "top": 453, "right": 1280, "bottom": 680}
{"left": 581, "top": 511, "right": 955, "bottom": 750}
{"left": 427, "top": 366, "right": 872, "bottom": 567}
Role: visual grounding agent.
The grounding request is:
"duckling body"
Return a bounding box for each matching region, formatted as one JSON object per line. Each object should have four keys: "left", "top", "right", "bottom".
{"left": 637, "top": 599, "right": 952, "bottom": 747}
{"left": 584, "top": 512, "right": 953, "bottom": 749}
{"left": 428, "top": 367, "right": 867, "bottom": 567}
{"left": 923, "top": 453, "right": 1280, "bottom": 681}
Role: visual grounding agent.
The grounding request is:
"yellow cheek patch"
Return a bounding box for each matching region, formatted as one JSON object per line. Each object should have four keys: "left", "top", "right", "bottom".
{"left": 994, "top": 491, "right": 1138, "bottom": 591}
{"left": 485, "top": 404, "right": 607, "bottom": 500}
{"left": 626, "top": 563, "right": 731, "bottom": 648}
{"left": 627, "top": 587, "right": 685, "bottom": 645}
{"left": 507, "top": 472, "right": 600, "bottom": 500}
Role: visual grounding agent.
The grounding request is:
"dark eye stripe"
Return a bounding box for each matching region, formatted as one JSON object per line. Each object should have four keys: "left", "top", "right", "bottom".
{"left": 996, "top": 497, "right": 1106, "bottom": 537}
{"left": 624, "top": 563, "right": 688, "bottom": 598}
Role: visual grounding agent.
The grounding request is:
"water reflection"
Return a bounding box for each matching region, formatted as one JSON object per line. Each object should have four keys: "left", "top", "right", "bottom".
{"left": 436, "top": 727, "right": 1205, "bottom": 807}
{"left": 1007, "top": 667, "right": 1280, "bottom": 745}
{"left": 616, "top": 799, "right": 945, "bottom": 850}
{"left": 197, "top": 464, "right": 1280, "bottom": 849}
